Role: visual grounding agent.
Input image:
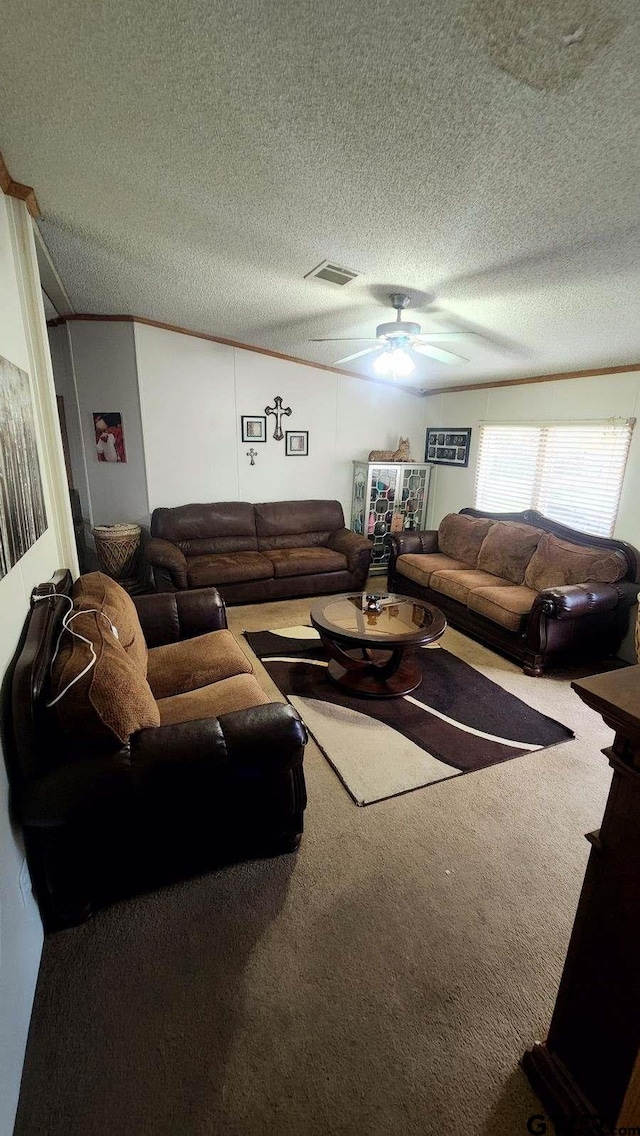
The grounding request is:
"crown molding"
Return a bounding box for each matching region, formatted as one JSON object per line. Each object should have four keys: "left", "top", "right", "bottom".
{"left": 45, "top": 311, "right": 640, "bottom": 403}
{"left": 0, "top": 150, "right": 40, "bottom": 218}
{"left": 48, "top": 313, "right": 425, "bottom": 396}
{"left": 422, "top": 361, "right": 640, "bottom": 397}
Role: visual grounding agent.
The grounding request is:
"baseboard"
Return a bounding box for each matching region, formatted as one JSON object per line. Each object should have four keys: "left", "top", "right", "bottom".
{"left": 522, "top": 1043, "right": 611, "bottom": 1134}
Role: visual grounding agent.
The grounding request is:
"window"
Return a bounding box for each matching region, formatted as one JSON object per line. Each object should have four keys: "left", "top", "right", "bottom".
{"left": 474, "top": 420, "right": 634, "bottom": 537}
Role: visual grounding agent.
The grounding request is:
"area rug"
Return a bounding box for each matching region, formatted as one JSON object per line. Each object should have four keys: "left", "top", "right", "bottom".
{"left": 244, "top": 626, "right": 574, "bottom": 806}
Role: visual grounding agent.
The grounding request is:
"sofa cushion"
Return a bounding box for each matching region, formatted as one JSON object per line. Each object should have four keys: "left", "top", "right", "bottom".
{"left": 438, "top": 513, "right": 494, "bottom": 567}
{"left": 255, "top": 499, "right": 344, "bottom": 544}
{"left": 51, "top": 610, "right": 160, "bottom": 746}
{"left": 430, "top": 569, "right": 511, "bottom": 605}
{"left": 468, "top": 585, "right": 539, "bottom": 631}
{"left": 147, "top": 629, "right": 253, "bottom": 700}
{"left": 258, "top": 531, "right": 334, "bottom": 551}
{"left": 396, "top": 553, "right": 469, "bottom": 588}
{"left": 477, "top": 521, "right": 544, "bottom": 585}
{"left": 157, "top": 673, "right": 270, "bottom": 725}
{"left": 73, "top": 572, "right": 147, "bottom": 673}
{"left": 524, "top": 532, "right": 628, "bottom": 592}
{"left": 151, "top": 501, "right": 258, "bottom": 555}
{"left": 186, "top": 551, "right": 274, "bottom": 588}
{"left": 265, "top": 547, "right": 348, "bottom": 578}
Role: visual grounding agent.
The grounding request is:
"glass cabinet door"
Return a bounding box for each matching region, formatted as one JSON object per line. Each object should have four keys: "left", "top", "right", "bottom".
{"left": 368, "top": 465, "right": 399, "bottom": 571}
{"left": 351, "top": 463, "right": 367, "bottom": 535}
{"left": 352, "top": 462, "right": 431, "bottom": 576}
{"left": 397, "top": 466, "right": 428, "bottom": 531}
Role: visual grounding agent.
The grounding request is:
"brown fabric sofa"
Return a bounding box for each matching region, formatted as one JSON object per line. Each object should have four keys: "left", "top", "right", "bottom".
{"left": 146, "top": 499, "right": 372, "bottom": 601}
{"left": 387, "top": 509, "right": 639, "bottom": 675}
{"left": 10, "top": 571, "right": 307, "bottom": 928}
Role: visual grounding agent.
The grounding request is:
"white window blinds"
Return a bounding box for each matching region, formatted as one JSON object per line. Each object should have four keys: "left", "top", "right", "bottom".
{"left": 474, "top": 420, "right": 634, "bottom": 537}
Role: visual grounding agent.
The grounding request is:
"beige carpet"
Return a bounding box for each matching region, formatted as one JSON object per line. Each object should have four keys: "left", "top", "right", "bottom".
{"left": 15, "top": 590, "right": 616, "bottom": 1136}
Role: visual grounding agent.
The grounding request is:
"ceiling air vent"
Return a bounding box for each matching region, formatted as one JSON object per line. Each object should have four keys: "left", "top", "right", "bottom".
{"left": 305, "top": 260, "right": 359, "bottom": 287}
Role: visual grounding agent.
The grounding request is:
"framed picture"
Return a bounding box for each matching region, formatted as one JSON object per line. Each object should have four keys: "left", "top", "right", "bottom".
{"left": 93, "top": 412, "right": 126, "bottom": 463}
{"left": 425, "top": 427, "right": 471, "bottom": 467}
{"left": 241, "top": 415, "right": 267, "bottom": 443}
{"left": 0, "top": 354, "right": 48, "bottom": 579}
{"left": 285, "top": 430, "right": 309, "bottom": 456}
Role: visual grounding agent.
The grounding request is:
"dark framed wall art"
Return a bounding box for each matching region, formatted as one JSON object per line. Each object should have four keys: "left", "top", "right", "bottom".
{"left": 285, "top": 430, "right": 309, "bottom": 456}
{"left": 425, "top": 428, "right": 472, "bottom": 467}
{"left": 241, "top": 415, "right": 267, "bottom": 443}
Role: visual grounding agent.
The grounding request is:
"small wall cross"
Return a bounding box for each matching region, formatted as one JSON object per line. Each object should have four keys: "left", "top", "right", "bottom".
{"left": 265, "top": 395, "right": 292, "bottom": 441}
{"left": 246, "top": 448, "right": 258, "bottom": 466}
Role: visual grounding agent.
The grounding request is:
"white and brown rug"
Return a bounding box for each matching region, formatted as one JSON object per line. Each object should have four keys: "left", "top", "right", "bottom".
{"left": 244, "top": 626, "right": 574, "bottom": 805}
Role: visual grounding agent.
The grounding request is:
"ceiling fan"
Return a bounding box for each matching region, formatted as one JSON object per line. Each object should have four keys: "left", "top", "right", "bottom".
{"left": 312, "top": 292, "right": 475, "bottom": 378}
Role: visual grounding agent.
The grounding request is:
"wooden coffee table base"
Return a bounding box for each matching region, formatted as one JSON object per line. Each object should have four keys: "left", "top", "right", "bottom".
{"left": 321, "top": 638, "right": 422, "bottom": 698}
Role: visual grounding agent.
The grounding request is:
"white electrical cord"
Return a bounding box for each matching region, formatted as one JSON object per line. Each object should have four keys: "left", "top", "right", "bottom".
{"left": 32, "top": 590, "right": 119, "bottom": 707}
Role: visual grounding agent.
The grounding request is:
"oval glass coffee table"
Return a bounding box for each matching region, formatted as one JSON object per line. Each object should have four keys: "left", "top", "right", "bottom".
{"left": 310, "top": 592, "right": 446, "bottom": 698}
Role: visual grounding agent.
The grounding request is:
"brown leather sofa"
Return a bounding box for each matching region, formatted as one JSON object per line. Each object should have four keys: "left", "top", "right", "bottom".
{"left": 146, "top": 498, "right": 372, "bottom": 601}
{"left": 387, "top": 508, "right": 639, "bottom": 675}
{"left": 10, "top": 570, "right": 307, "bottom": 928}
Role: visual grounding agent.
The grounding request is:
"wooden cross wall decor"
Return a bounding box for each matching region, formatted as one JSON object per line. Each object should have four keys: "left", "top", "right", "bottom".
{"left": 265, "top": 395, "right": 292, "bottom": 441}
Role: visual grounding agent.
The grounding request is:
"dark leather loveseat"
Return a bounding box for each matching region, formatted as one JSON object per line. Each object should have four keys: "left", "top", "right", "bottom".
{"left": 146, "top": 498, "right": 372, "bottom": 601}
{"left": 387, "top": 508, "right": 639, "bottom": 675}
{"left": 10, "top": 570, "right": 307, "bottom": 928}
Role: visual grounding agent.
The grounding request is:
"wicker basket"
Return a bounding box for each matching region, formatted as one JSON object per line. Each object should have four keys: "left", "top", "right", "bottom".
{"left": 92, "top": 523, "right": 142, "bottom": 585}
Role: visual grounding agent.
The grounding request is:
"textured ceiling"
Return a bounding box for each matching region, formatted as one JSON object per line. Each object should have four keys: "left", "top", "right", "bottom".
{"left": 1, "top": 0, "right": 639, "bottom": 391}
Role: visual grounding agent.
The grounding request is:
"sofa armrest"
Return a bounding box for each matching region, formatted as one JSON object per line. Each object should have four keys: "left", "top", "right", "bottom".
{"left": 387, "top": 530, "right": 439, "bottom": 589}
{"left": 387, "top": 530, "right": 439, "bottom": 557}
{"left": 20, "top": 751, "right": 134, "bottom": 827}
{"left": 130, "top": 704, "right": 308, "bottom": 779}
{"left": 536, "top": 580, "right": 639, "bottom": 620}
{"left": 133, "top": 587, "right": 228, "bottom": 647}
{"left": 146, "top": 537, "right": 188, "bottom": 590}
{"left": 327, "top": 528, "right": 372, "bottom": 573}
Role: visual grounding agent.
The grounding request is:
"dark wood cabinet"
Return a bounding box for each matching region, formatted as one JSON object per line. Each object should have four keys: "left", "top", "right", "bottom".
{"left": 523, "top": 665, "right": 640, "bottom": 1133}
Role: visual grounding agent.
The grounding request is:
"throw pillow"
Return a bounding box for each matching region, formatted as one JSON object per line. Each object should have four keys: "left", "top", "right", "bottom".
{"left": 438, "top": 513, "right": 494, "bottom": 567}
{"left": 477, "top": 521, "right": 544, "bottom": 584}
{"left": 524, "top": 532, "right": 628, "bottom": 592}
{"left": 51, "top": 610, "right": 159, "bottom": 746}
{"left": 73, "top": 572, "right": 147, "bottom": 674}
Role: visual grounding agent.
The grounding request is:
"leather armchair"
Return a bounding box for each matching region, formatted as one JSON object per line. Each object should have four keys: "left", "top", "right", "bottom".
{"left": 11, "top": 573, "right": 308, "bottom": 928}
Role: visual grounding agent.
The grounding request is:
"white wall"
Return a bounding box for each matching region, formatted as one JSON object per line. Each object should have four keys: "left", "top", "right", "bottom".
{"left": 67, "top": 320, "right": 150, "bottom": 527}
{"left": 135, "top": 325, "right": 238, "bottom": 507}
{"left": 48, "top": 322, "right": 91, "bottom": 522}
{"left": 0, "top": 195, "right": 77, "bottom": 1136}
{"left": 134, "top": 321, "right": 428, "bottom": 520}
{"left": 424, "top": 372, "right": 640, "bottom": 660}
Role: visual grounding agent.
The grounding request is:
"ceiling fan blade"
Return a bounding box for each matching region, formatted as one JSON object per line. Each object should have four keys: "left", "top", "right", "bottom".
{"left": 311, "top": 337, "right": 380, "bottom": 342}
{"left": 412, "top": 342, "right": 469, "bottom": 365}
{"left": 432, "top": 308, "right": 529, "bottom": 355}
{"left": 413, "top": 332, "right": 478, "bottom": 342}
{"left": 334, "top": 345, "right": 384, "bottom": 365}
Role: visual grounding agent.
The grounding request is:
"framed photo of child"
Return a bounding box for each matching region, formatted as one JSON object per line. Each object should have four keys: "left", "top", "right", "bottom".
{"left": 94, "top": 412, "right": 127, "bottom": 463}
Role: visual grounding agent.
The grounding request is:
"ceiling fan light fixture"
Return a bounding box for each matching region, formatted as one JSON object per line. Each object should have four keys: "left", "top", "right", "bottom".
{"left": 373, "top": 346, "right": 415, "bottom": 379}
